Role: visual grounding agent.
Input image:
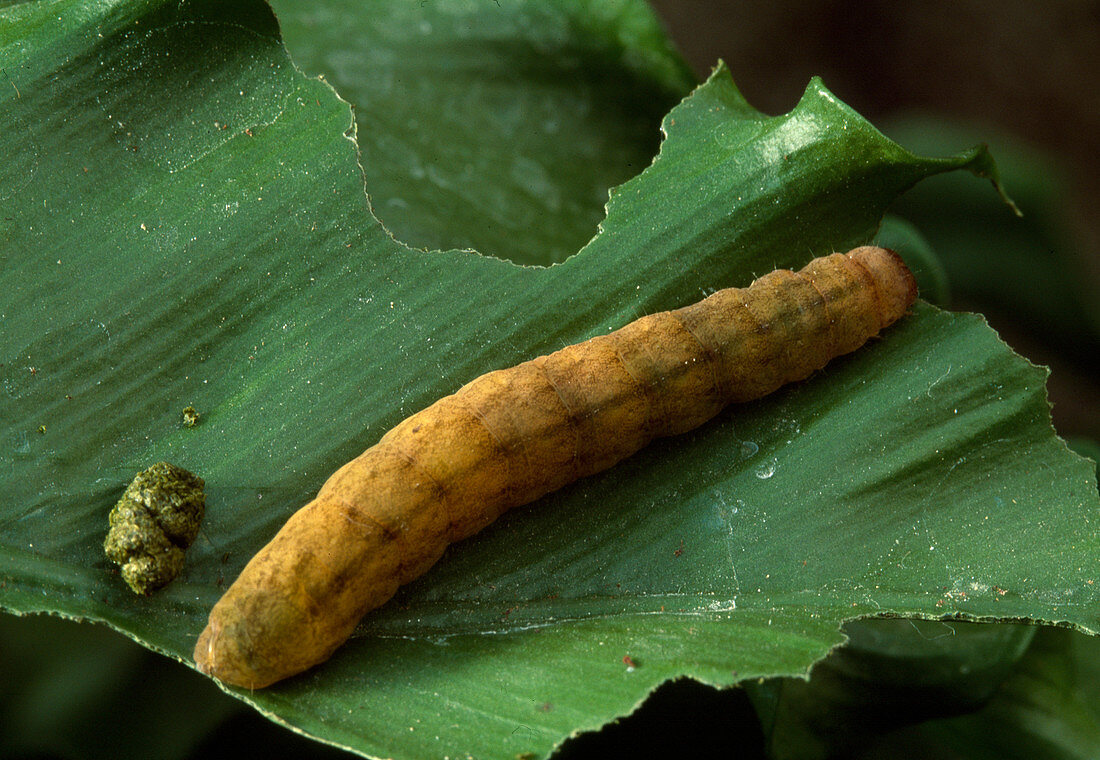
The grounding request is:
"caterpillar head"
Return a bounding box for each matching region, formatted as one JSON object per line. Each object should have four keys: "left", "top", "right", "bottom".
{"left": 847, "top": 246, "right": 919, "bottom": 326}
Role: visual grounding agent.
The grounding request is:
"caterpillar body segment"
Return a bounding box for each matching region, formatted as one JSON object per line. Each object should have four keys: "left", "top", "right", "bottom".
{"left": 194, "top": 246, "right": 917, "bottom": 688}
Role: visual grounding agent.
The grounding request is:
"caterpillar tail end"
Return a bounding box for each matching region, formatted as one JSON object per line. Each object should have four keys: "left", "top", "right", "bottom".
{"left": 193, "top": 585, "right": 324, "bottom": 689}
{"left": 194, "top": 605, "right": 281, "bottom": 690}
{"left": 846, "top": 246, "right": 919, "bottom": 325}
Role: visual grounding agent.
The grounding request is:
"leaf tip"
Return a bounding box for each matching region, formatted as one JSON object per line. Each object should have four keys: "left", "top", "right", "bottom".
{"left": 960, "top": 143, "right": 1023, "bottom": 218}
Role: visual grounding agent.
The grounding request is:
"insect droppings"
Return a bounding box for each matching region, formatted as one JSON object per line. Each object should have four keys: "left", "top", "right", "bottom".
{"left": 104, "top": 462, "right": 205, "bottom": 595}
{"left": 182, "top": 406, "right": 200, "bottom": 428}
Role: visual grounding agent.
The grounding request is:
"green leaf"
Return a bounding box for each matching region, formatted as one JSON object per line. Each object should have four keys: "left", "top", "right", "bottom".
{"left": 746, "top": 619, "right": 1037, "bottom": 758}
{"left": 748, "top": 621, "right": 1100, "bottom": 760}
{"left": 1067, "top": 438, "right": 1100, "bottom": 482}
{"left": 269, "top": 0, "right": 696, "bottom": 266}
{"left": 857, "top": 627, "right": 1100, "bottom": 759}
{"left": 2, "top": 2, "right": 1097, "bottom": 759}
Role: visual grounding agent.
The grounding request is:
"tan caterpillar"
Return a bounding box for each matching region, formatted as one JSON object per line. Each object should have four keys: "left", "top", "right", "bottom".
{"left": 195, "top": 246, "right": 917, "bottom": 688}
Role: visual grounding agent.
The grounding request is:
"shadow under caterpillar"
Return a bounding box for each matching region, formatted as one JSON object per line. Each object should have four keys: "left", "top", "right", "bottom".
{"left": 194, "top": 246, "right": 917, "bottom": 688}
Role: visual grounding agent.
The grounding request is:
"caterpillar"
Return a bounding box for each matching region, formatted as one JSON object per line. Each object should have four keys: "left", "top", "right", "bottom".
{"left": 194, "top": 246, "right": 917, "bottom": 688}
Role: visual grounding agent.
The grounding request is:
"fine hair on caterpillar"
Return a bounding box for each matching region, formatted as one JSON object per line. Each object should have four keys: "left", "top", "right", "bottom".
{"left": 194, "top": 246, "right": 918, "bottom": 688}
